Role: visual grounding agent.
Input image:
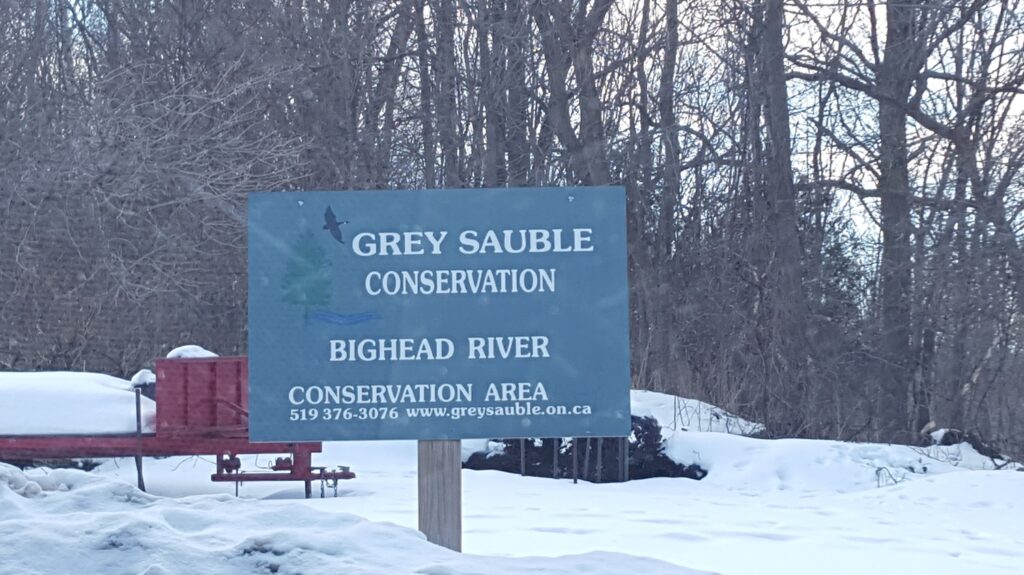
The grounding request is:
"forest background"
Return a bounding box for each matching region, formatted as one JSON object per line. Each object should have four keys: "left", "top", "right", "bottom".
{"left": 1, "top": 0, "right": 1022, "bottom": 457}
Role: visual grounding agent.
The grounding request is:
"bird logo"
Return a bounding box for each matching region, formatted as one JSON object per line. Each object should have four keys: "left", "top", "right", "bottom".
{"left": 323, "top": 205, "right": 349, "bottom": 244}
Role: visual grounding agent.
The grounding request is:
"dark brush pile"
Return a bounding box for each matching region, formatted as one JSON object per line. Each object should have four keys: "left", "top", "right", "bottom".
{"left": 463, "top": 416, "right": 706, "bottom": 482}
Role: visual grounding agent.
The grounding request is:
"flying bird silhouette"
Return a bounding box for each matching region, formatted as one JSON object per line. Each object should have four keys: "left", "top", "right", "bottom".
{"left": 323, "top": 205, "right": 349, "bottom": 244}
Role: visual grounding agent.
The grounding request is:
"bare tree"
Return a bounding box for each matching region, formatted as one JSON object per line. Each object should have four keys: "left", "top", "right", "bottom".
{"left": 3, "top": 0, "right": 1023, "bottom": 455}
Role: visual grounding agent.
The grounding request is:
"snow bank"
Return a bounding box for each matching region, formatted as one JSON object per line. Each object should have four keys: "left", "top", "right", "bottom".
{"left": 0, "top": 462, "right": 707, "bottom": 575}
{"left": 0, "top": 372, "right": 156, "bottom": 436}
{"left": 631, "top": 390, "right": 764, "bottom": 435}
{"left": 1, "top": 462, "right": 110, "bottom": 497}
{"left": 630, "top": 390, "right": 1018, "bottom": 492}
{"left": 166, "top": 345, "right": 218, "bottom": 359}
{"left": 661, "top": 427, "right": 1019, "bottom": 493}
{"left": 130, "top": 369, "right": 156, "bottom": 386}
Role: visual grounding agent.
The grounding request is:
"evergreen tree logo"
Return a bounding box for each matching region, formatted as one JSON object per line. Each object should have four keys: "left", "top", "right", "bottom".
{"left": 280, "top": 230, "right": 331, "bottom": 322}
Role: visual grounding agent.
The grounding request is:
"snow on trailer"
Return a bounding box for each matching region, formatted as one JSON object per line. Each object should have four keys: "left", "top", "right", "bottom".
{"left": 0, "top": 357, "right": 354, "bottom": 498}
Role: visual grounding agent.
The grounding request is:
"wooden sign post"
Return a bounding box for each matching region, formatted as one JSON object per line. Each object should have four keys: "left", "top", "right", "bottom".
{"left": 418, "top": 439, "right": 462, "bottom": 551}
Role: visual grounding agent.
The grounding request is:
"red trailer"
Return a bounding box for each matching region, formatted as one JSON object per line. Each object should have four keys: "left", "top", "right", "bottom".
{"left": 0, "top": 357, "right": 354, "bottom": 498}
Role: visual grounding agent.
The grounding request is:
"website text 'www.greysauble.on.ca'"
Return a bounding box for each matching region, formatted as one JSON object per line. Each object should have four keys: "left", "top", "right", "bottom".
{"left": 288, "top": 402, "right": 594, "bottom": 422}
{"left": 409, "top": 402, "right": 593, "bottom": 419}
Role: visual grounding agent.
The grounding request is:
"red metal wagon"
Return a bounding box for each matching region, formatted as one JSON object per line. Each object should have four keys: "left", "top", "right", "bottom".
{"left": 0, "top": 357, "right": 354, "bottom": 498}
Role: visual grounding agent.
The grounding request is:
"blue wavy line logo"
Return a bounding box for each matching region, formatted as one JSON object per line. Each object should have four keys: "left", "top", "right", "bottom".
{"left": 309, "top": 310, "right": 381, "bottom": 326}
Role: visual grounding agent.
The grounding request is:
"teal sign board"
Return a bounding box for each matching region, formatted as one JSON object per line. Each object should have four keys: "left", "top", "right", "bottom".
{"left": 247, "top": 187, "right": 629, "bottom": 442}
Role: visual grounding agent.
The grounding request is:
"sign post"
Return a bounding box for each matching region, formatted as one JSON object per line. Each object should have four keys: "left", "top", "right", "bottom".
{"left": 247, "top": 187, "right": 630, "bottom": 551}
{"left": 418, "top": 439, "right": 462, "bottom": 550}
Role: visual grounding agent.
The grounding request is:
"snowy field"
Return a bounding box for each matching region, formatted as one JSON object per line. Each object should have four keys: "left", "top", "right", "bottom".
{"left": 0, "top": 372, "right": 156, "bottom": 436}
{"left": 2, "top": 378, "right": 1022, "bottom": 574}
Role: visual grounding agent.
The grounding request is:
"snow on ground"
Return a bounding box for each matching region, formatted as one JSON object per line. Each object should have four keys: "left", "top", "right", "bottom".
{"left": 661, "top": 429, "right": 1017, "bottom": 492}
{"left": 0, "top": 463, "right": 697, "bottom": 575}
{"left": 165, "top": 345, "right": 218, "bottom": 359}
{"left": 73, "top": 434, "right": 1021, "bottom": 575}
{"left": 631, "top": 390, "right": 765, "bottom": 435}
{"left": 2, "top": 378, "right": 1021, "bottom": 574}
{"left": 130, "top": 369, "right": 156, "bottom": 386}
{"left": 0, "top": 372, "right": 155, "bottom": 435}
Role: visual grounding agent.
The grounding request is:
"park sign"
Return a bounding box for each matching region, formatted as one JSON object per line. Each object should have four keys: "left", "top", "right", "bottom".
{"left": 247, "top": 187, "right": 629, "bottom": 442}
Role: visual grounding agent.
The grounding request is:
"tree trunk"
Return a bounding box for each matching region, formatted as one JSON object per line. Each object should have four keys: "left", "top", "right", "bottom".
{"left": 875, "top": 1, "right": 917, "bottom": 442}
{"left": 503, "top": 1, "right": 531, "bottom": 186}
{"left": 417, "top": 0, "right": 436, "bottom": 188}
{"left": 432, "top": 0, "right": 462, "bottom": 187}
{"left": 760, "top": 0, "right": 810, "bottom": 435}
